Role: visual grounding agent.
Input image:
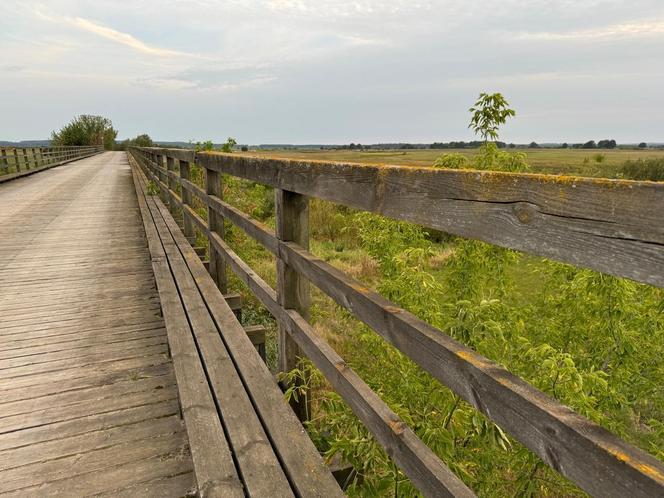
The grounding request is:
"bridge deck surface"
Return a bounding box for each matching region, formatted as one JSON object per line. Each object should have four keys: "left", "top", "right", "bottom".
{"left": 0, "top": 152, "right": 195, "bottom": 497}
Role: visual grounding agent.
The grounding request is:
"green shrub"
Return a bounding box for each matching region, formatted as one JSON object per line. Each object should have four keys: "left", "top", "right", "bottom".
{"left": 620, "top": 158, "right": 664, "bottom": 181}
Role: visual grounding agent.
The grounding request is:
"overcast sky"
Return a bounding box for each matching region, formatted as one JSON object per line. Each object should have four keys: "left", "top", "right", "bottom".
{"left": 1, "top": 1, "right": 662, "bottom": 143}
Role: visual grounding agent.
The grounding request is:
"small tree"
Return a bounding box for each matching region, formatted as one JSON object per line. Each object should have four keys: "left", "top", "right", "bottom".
{"left": 468, "top": 92, "right": 516, "bottom": 142}
{"left": 221, "top": 137, "right": 237, "bottom": 153}
{"left": 529, "top": 141, "right": 539, "bottom": 149}
{"left": 638, "top": 142, "right": 648, "bottom": 149}
{"left": 436, "top": 92, "right": 528, "bottom": 172}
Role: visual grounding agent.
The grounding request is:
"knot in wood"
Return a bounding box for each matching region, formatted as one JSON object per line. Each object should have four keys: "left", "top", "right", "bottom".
{"left": 513, "top": 203, "right": 534, "bottom": 224}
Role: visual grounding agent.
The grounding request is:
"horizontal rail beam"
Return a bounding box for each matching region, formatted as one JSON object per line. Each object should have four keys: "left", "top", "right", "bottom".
{"left": 193, "top": 152, "right": 664, "bottom": 288}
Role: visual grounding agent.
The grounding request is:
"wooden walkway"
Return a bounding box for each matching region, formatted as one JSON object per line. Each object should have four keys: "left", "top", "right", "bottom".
{"left": 0, "top": 152, "right": 195, "bottom": 497}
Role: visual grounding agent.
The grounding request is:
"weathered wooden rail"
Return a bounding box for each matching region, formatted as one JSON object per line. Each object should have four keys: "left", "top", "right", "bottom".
{"left": 130, "top": 146, "right": 664, "bottom": 498}
{"left": 0, "top": 145, "right": 102, "bottom": 182}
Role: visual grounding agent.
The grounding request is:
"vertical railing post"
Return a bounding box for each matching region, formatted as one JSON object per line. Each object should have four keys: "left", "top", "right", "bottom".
{"left": 154, "top": 153, "right": 166, "bottom": 205}
{"left": 166, "top": 155, "right": 177, "bottom": 215}
{"left": 0, "top": 148, "right": 8, "bottom": 175}
{"left": 179, "top": 159, "right": 195, "bottom": 240}
{"left": 29, "top": 148, "right": 37, "bottom": 168}
{"left": 14, "top": 149, "right": 21, "bottom": 172}
{"left": 204, "top": 162, "right": 227, "bottom": 293}
{"left": 22, "top": 148, "right": 30, "bottom": 170}
{"left": 275, "top": 189, "right": 311, "bottom": 421}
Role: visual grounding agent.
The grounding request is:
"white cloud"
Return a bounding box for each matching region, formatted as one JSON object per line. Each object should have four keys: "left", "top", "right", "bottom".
{"left": 69, "top": 17, "right": 197, "bottom": 57}
{"left": 516, "top": 20, "right": 664, "bottom": 41}
{"left": 338, "top": 34, "right": 390, "bottom": 47}
{"left": 34, "top": 7, "right": 203, "bottom": 58}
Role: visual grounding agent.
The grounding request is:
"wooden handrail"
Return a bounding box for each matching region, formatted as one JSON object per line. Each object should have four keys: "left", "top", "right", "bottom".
{"left": 0, "top": 145, "right": 103, "bottom": 181}
{"left": 128, "top": 146, "right": 664, "bottom": 498}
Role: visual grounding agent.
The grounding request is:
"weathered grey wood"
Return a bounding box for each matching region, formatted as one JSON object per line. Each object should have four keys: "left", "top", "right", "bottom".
{"left": 243, "top": 324, "right": 267, "bottom": 361}
{"left": 179, "top": 159, "right": 195, "bottom": 239}
{"left": 0, "top": 400, "right": 179, "bottom": 452}
{"left": 0, "top": 432, "right": 190, "bottom": 496}
{"left": 0, "top": 362, "right": 170, "bottom": 405}
{"left": 0, "top": 353, "right": 171, "bottom": 395}
{"left": 131, "top": 163, "right": 246, "bottom": 497}
{"left": 0, "top": 415, "right": 182, "bottom": 473}
{"left": 139, "top": 173, "right": 295, "bottom": 498}
{"left": 13, "top": 148, "right": 20, "bottom": 172}
{"left": 0, "top": 148, "right": 8, "bottom": 174}
{"left": 95, "top": 472, "right": 197, "bottom": 498}
{"left": 0, "top": 152, "right": 194, "bottom": 498}
{"left": 140, "top": 173, "right": 343, "bottom": 498}
{"left": 0, "top": 146, "right": 102, "bottom": 183}
{"left": 275, "top": 189, "right": 311, "bottom": 421}
{"left": 196, "top": 152, "right": 664, "bottom": 288}
{"left": 205, "top": 167, "right": 227, "bottom": 292}
{"left": 166, "top": 155, "right": 178, "bottom": 214}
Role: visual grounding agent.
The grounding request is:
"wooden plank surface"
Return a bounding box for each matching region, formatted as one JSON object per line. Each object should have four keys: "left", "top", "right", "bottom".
{"left": 129, "top": 161, "right": 245, "bottom": 498}
{"left": 0, "top": 152, "right": 195, "bottom": 497}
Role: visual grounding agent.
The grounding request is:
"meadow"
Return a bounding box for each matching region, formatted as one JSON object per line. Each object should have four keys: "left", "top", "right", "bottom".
{"left": 188, "top": 146, "right": 663, "bottom": 497}
{"left": 245, "top": 147, "right": 664, "bottom": 177}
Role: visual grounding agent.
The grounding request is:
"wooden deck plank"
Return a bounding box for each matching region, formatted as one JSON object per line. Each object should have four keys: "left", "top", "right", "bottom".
{"left": 143, "top": 162, "right": 345, "bottom": 497}
{"left": 130, "top": 157, "right": 245, "bottom": 497}
{"left": 0, "top": 152, "right": 194, "bottom": 497}
{"left": 141, "top": 173, "right": 295, "bottom": 497}
{"left": 0, "top": 400, "right": 180, "bottom": 452}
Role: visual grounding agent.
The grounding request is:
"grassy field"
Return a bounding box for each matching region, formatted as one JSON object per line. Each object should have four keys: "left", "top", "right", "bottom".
{"left": 243, "top": 147, "right": 664, "bottom": 178}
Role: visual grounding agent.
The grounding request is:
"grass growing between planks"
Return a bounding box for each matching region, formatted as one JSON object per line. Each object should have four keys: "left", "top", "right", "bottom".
{"left": 186, "top": 150, "right": 664, "bottom": 497}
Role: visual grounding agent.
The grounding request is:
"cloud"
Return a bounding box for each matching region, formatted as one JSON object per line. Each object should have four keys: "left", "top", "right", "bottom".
{"left": 136, "top": 68, "right": 277, "bottom": 92}
{"left": 34, "top": 8, "right": 202, "bottom": 58}
{"left": 69, "top": 17, "right": 196, "bottom": 57}
{"left": 516, "top": 20, "right": 664, "bottom": 42}
{"left": 338, "top": 34, "right": 390, "bottom": 47}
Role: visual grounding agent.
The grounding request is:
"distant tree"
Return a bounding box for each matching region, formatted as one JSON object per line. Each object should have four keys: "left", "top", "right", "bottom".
{"left": 241, "top": 145, "right": 249, "bottom": 152}
{"left": 529, "top": 141, "right": 539, "bottom": 148}
{"left": 195, "top": 140, "right": 214, "bottom": 152}
{"left": 508, "top": 143, "right": 516, "bottom": 148}
{"left": 349, "top": 143, "right": 356, "bottom": 150}
{"left": 51, "top": 115, "right": 117, "bottom": 150}
{"left": 638, "top": 142, "right": 648, "bottom": 149}
{"left": 597, "top": 139, "right": 617, "bottom": 149}
{"left": 562, "top": 143, "right": 569, "bottom": 149}
{"left": 221, "top": 137, "right": 237, "bottom": 153}
{"left": 582, "top": 140, "right": 597, "bottom": 149}
{"left": 468, "top": 92, "right": 516, "bottom": 142}
{"left": 131, "top": 134, "right": 154, "bottom": 147}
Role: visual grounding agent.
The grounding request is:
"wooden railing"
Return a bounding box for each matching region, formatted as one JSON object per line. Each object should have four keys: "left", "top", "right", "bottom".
{"left": 0, "top": 145, "right": 103, "bottom": 181}
{"left": 129, "top": 146, "right": 664, "bottom": 498}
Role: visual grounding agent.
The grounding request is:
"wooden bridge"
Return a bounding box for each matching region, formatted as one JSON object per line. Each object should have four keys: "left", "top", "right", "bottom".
{"left": 0, "top": 147, "right": 663, "bottom": 497}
